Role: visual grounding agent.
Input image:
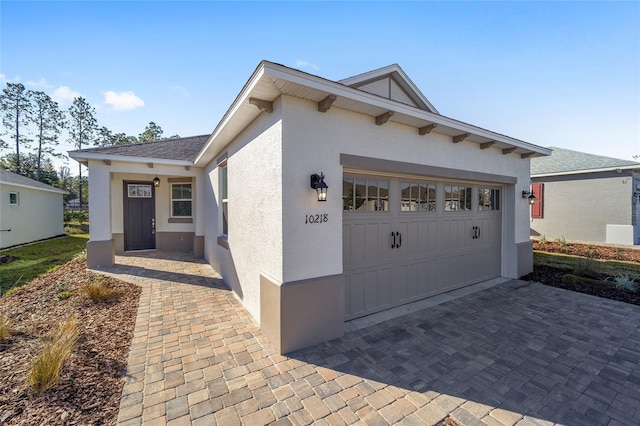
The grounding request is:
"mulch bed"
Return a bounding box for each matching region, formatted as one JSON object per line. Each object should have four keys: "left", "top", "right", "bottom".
{"left": 523, "top": 264, "right": 640, "bottom": 306}
{"left": 532, "top": 240, "right": 640, "bottom": 263}
{"left": 526, "top": 241, "right": 640, "bottom": 306}
{"left": 0, "top": 257, "right": 141, "bottom": 425}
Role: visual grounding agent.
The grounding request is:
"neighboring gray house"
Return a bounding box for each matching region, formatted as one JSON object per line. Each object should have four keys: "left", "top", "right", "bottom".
{"left": 0, "top": 169, "right": 68, "bottom": 249}
{"left": 530, "top": 147, "right": 640, "bottom": 245}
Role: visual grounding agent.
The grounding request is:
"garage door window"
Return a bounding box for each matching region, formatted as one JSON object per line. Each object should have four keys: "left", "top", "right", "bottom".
{"left": 343, "top": 177, "right": 389, "bottom": 212}
{"left": 445, "top": 185, "right": 472, "bottom": 212}
{"left": 478, "top": 188, "right": 500, "bottom": 211}
{"left": 400, "top": 181, "right": 436, "bottom": 212}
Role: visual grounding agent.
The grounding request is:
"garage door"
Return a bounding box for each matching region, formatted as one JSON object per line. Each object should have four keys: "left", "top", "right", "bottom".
{"left": 343, "top": 174, "right": 502, "bottom": 320}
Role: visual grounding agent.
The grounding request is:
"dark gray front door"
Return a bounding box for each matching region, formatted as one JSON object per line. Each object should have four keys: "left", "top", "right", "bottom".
{"left": 123, "top": 182, "right": 155, "bottom": 251}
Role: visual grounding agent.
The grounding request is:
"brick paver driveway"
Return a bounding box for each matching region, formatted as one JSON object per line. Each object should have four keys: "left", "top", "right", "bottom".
{"left": 97, "top": 252, "right": 640, "bottom": 426}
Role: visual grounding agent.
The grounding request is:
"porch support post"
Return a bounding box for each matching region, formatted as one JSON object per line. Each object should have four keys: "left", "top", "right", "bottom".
{"left": 86, "top": 161, "right": 114, "bottom": 268}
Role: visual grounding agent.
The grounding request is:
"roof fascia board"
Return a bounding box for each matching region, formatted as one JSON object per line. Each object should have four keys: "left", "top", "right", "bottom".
{"left": 532, "top": 165, "right": 640, "bottom": 178}
{"left": 1, "top": 181, "right": 68, "bottom": 194}
{"left": 194, "top": 64, "right": 267, "bottom": 165}
{"left": 264, "top": 64, "right": 550, "bottom": 155}
{"left": 68, "top": 152, "right": 193, "bottom": 167}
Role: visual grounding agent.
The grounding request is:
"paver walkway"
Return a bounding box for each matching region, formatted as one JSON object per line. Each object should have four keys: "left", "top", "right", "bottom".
{"left": 96, "top": 252, "right": 640, "bottom": 426}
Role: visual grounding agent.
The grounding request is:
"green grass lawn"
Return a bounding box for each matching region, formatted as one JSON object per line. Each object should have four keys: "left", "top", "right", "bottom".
{"left": 0, "top": 225, "right": 89, "bottom": 296}
{"left": 534, "top": 251, "right": 640, "bottom": 278}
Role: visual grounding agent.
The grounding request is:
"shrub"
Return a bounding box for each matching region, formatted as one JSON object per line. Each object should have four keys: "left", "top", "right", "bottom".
{"left": 28, "top": 316, "right": 78, "bottom": 393}
{"left": 572, "top": 259, "right": 600, "bottom": 280}
{"left": 53, "top": 282, "right": 72, "bottom": 301}
{"left": 82, "top": 277, "right": 119, "bottom": 303}
{"left": 0, "top": 313, "right": 12, "bottom": 341}
{"left": 555, "top": 236, "right": 567, "bottom": 246}
{"left": 539, "top": 235, "right": 547, "bottom": 245}
{"left": 605, "top": 274, "right": 638, "bottom": 292}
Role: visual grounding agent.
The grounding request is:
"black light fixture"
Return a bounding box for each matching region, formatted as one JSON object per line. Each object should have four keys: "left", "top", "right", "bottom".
{"left": 310, "top": 173, "right": 328, "bottom": 202}
{"left": 153, "top": 176, "right": 161, "bottom": 187}
{"left": 522, "top": 190, "right": 536, "bottom": 205}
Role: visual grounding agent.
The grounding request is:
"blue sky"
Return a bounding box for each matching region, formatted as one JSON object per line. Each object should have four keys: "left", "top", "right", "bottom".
{"left": 1, "top": 1, "right": 638, "bottom": 171}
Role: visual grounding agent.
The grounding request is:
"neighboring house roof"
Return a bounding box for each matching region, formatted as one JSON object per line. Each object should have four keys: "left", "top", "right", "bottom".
{"left": 0, "top": 169, "right": 68, "bottom": 194}
{"left": 70, "top": 134, "right": 209, "bottom": 165}
{"left": 531, "top": 147, "right": 640, "bottom": 177}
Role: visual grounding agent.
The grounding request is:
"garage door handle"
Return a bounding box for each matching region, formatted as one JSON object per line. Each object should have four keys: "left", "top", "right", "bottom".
{"left": 398, "top": 232, "right": 402, "bottom": 248}
{"left": 472, "top": 226, "right": 477, "bottom": 239}
{"left": 391, "top": 232, "right": 396, "bottom": 249}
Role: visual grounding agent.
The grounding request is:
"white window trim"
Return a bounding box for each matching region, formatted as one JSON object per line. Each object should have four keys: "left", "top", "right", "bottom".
{"left": 9, "top": 191, "right": 19, "bottom": 206}
{"left": 170, "top": 183, "right": 193, "bottom": 218}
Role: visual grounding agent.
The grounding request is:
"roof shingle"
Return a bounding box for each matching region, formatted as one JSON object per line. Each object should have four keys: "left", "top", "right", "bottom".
{"left": 531, "top": 147, "right": 640, "bottom": 175}
{"left": 0, "top": 169, "right": 68, "bottom": 194}
{"left": 70, "top": 134, "right": 210, "bottom": 162}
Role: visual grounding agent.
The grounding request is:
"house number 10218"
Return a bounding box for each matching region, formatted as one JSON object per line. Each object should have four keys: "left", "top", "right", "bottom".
{"left": 305, "top": 213, "right": 328, "bottom": 224}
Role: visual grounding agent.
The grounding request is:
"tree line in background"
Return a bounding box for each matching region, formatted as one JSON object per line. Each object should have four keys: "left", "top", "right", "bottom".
{"left": 0, "top": 82, "right": 179, "bottom": 205}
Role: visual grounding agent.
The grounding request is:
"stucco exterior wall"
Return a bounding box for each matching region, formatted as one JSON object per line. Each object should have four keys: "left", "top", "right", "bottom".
{"left": 280, "top": 95, "right": 532, "bottom": 280}
{"left": 531, "top": 173, "right": 634, "bottom": 244}
{"left": 203, "top": 101, "right": 284, "bottom": 321}
{"left": 0, "top": 183, "right": 64, "bottom": 249}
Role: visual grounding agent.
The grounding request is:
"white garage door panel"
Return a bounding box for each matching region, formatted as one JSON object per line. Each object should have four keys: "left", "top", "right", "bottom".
{"left": 344, "top": 176, "right": 503, "bottom": 320}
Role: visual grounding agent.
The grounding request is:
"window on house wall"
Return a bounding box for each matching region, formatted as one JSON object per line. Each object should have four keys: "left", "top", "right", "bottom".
{"left": 9, "top": 192, "right": 19, "bottom": 206}
{"left": 127, "top": 184, "right": 152, "bottom": 198}
{"left": 343, "top": 176, "right": 389, "bottom": 212}
{"left": 400, "top": 181, "right": 436, "bottom": 212}
{"left": 531, "top": 183, "right": 543, "bottom": 218}
{"left": 478, "top": 188, "right": 501, "bottom": 211}
{"left": 171, "top": 183, "right": 192, "bottom": 217}
{"left": 444, "top": 185, "right": 472, "bottom": 211}
{"left": 221, "top": 162, "right": 228, "bottom": 235}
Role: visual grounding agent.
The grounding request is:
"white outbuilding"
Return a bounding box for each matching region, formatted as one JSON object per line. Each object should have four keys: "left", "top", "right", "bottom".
{"left": 70, "top": 61, "right": 551, "bottom": 353}
{"left": 0, "top": 169, "right": 68, "bottom": 249}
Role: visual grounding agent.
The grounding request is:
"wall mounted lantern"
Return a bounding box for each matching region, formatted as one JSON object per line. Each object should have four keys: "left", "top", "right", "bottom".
{"left": 153, "top": 176, "right": 161, "bottom": 187}
{"left": 522, "top": 190, "right": 536, "bottom": 205}
{"left": 310, "top": 173, "right": 328, "bottom": 202}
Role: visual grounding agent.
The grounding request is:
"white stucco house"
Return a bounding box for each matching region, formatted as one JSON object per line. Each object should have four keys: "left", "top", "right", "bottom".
{"left": 70, "top": 61, "right": 550, "bottom": 353}
{"left": 0, "top": 169, "right": 68, "bottom": 249}
{"left": 530, "top": 147, "right": 640, "bottom": 245}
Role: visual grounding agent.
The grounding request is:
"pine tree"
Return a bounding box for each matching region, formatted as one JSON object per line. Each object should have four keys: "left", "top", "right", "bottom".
{"left": 32, "top": 91, "right": 65, "bottom": 182}
{"left": 67, "top": 97, "right": 97, "bottom": 206}
{"left": 0, "top": 83, "right": 33, "bottom": 175}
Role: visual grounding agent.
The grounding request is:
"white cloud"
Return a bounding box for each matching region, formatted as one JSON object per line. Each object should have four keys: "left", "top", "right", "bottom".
{"left": 52, "top": 85, "right": 82, "bottom": 105}
{"left": 295, "top": 60, "right": 319, "bottom": 70}
{"left": 103, "top": 90, "right": 144, "bottom": 111}
{"left": 25, "top": 77, "right": 52, "bottom": 89}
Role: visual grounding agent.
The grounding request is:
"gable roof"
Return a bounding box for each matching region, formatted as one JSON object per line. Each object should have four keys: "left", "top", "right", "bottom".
{"left": 194, "top": 60, "right": 550, "bottom": 166}
{"left": 0, "top": 169, "right": 68, "bottom": 194}
{"left": 531, "top": 147, "right": 640, "bottom": 176}
{"left": 69, "top": 135, "right": 209, "bottom": 165}
{"left": 338, "top": 64, "right": 439, "bottom": 113}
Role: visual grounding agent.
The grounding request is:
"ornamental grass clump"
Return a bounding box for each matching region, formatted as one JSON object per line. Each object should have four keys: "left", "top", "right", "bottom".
{"left": 605, "top": 274, "right": 638, "bottom": 293}
{"left": 28, "top": 316, "right": 78, "bottom": 393}
{"left": 0, "top": 313, "right": 12, "bottom": 341}
{"left": 82, "top": 276, "right": 119, "bottom": 303}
